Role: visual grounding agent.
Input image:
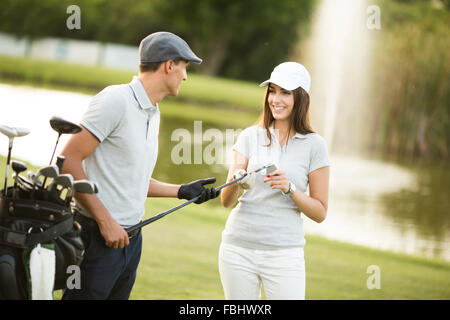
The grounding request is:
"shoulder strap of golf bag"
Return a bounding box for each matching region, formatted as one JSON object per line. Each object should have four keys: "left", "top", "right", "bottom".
{"left": 0, "top": 216, "right": 73, "bottom": 248}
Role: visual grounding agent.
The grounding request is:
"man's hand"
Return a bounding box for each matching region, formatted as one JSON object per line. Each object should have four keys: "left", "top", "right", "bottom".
{"left": 98, "top": 217, "right": 130, "bottom": 249}
{"left": 178, "top": 178, "right": 220, "bottom": 204}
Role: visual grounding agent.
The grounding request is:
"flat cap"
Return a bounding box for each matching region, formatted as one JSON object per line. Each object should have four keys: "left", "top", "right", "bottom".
{"left": 139, "top": 31, "right": 202, "bottom": 64}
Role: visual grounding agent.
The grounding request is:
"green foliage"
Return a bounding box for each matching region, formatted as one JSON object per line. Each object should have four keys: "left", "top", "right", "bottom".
{"left": 368, "top": 0, "right": 450, "bottom": 162}
{"left": 151, "top": 0, "right": 314, "bottom": 80}
{"left": 0, "top": 0, "right": 315, "bottom": 81}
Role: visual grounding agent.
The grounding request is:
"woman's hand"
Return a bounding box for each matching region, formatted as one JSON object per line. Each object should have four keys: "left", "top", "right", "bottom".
{"left": 263, "top": 169, "right": 290, "bottom": 194}
{"left": 233, "top": 169, "right": 256, "bottom": 189}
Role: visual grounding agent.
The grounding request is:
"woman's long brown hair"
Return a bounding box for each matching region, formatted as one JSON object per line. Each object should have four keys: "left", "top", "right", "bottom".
{"left": 258, "top": 85, "right": 314, "bottom": 146}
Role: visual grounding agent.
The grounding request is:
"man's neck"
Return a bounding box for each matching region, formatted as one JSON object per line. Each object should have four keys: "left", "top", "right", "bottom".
{"left": 138, "top": 72, "right": 167, "bottom": 106}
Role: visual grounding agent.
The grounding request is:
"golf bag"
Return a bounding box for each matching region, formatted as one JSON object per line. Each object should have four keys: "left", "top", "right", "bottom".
{"left": 0, "top": 183, "right": 84, "bottom": 299}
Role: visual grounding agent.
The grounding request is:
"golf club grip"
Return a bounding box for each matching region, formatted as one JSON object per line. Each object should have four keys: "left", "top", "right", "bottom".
{"left": 56, "top": 156, "right": 65, "bottom": 172}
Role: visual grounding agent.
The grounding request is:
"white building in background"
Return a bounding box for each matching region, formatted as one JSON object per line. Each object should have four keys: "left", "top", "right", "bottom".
{"left": 0, "top": 32, "right": 139, "bottom": 72}
{"left": 0, "top": 32, "right": 29, "bottom": 57}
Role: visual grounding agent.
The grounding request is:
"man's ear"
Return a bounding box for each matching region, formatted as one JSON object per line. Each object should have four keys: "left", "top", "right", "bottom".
{"left": 164, "top": 60, "right": 175, "bottom": 74}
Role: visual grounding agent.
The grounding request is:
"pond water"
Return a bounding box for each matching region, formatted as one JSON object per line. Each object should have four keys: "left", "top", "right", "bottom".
{"left": 1, "top": 83, "right": 449, "bottom": 261}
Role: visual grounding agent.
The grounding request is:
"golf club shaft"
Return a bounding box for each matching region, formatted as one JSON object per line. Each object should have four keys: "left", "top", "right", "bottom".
{"left": 44, "top": 135, "right": 61, "bottom": 187}
{"left": 3, "top": 140, "right": 13, "bottom": 196}
{"left": 49, "top": 134, "right": 61, "bottom": 166}
{"left": 125, "top": 195, "right": 201, "bottom": 234}
{"left": 125, "top": 165, "right": 268, "bottom": 235}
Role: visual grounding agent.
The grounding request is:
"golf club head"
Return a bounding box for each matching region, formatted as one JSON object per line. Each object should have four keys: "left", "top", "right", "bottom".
{"left": 47, "top": 174, "right": 74, "bottom": 203}
{"left": 266, "top": 164, "right": 278, "bottom": 175}
{"left": 49, "top": 174, "right": 74, "bottom": 190}
{"left": 15, "top": 174, "right": 34, "bottom": 191}
{"left": 34, "top": 165, "right": 59, "bottom": 186}
{"left": 1, "top": 125, "right": 30, "bottom": 196}
{"left": 49, "top": 116, "right": 82, "bottom": 135}
{"left": 73, "top": 180, "right": 96, "bottom": 194}
{"left": 11, "top": 161, "right": 27, "bottom": 199}
{"left": 28, "top": 171, "right": 43, "bottom": 188}
{"left": 48, "top": 117, "right": 82, "bottom": 166}
{"left": 11, "top": 161, "right": 27, "bottom": 175}
{"left": 0, "top": 125, "right": 30, "bottom": 139}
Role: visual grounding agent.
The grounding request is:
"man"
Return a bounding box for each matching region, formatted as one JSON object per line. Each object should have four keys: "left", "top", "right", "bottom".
{"left": 61, "top": 32, "right": 220, "bottom": 300}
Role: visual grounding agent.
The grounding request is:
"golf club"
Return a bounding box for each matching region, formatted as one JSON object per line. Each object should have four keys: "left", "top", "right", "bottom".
{"left": 73, "top": 180, "right": 97, "bottom": 195}
{"left": 30, "top": 166, "right": 59, "bottom": 200}
{"left": 28, "top": 171, "right": 42, "bottom": 187}
{"left": 33, "top": 165, "right": 59, "bottom": 187}
{"left": 11, "top": 161, "right": 27, "bottom": 199}
{"left": 46, "top": 174, "right": 74, "bottom": 204}
{"left": 93, "top": 182, "right": 99, "bottom": 194}
{"left": 56, "top": 155, "right": 66, "bottom": 173}
{"left": 16, "top": 175, "right": 34, "bottom": 193}
{"left": 0, "top": 125, "right": 30, "bottom": 196}
{"left": 125, "top": 164, "right": 272, "bottom": 235}
{"left": 48, "top": 116, "right": 82, "bottom": 166}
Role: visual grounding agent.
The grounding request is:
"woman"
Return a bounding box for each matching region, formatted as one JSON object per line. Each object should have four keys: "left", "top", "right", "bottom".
{"left": 219, "top": 62, "right": 330, "bottom": 300}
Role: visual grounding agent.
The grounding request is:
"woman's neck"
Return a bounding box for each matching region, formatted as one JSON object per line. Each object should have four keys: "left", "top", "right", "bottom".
{"left": 273, "top": 120, "right": 294, "bottom": 146}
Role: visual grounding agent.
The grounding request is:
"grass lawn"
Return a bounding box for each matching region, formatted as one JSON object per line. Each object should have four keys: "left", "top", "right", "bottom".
{"left": 127, "top": 197, "right": 450, "bottom": 300}
{"left": 2, "top": 156, "right": 449, "bottom": 300}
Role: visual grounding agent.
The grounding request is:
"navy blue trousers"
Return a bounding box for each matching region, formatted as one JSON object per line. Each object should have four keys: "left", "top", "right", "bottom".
{"left": 62, "top": 214, "right": 142, "bottom": 300}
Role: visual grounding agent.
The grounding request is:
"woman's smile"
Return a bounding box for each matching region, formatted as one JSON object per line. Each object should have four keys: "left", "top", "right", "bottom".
{"left": 272, "top": 105, "right": 287, "bottom": 113}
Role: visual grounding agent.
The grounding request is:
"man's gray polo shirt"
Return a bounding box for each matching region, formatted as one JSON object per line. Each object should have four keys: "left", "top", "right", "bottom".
{"left": 222, "top": 125, "right": 330, "bottom": 250}
{"left": 75, "top": 76, "right": 160, "bottom": 226}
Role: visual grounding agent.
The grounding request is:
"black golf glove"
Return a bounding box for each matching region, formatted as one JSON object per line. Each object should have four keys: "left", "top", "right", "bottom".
{"left": 178, "top": 177, "right": 220, "bottom": 204}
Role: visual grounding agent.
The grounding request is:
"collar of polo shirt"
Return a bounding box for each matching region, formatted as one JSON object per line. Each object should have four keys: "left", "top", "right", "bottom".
{"left": 268, "top": 123, "right": 308, "bottom": 140}
{"left": 129, "top": 76, "right": 158, "bottom": 112}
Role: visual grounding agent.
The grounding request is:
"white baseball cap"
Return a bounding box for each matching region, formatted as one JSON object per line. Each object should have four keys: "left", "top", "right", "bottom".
{"left": 259, "top": 62, "right": 311, "bottom": 93}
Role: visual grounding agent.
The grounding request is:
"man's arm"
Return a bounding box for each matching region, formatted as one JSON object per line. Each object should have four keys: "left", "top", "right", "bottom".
{"left": 147, "top": 178, "right": 180, "bottom": 197}
{"left": 147, "top": 177, "right": 220, "bottom": 204}
{"left": 60, "top": 126, "right": 130, "bottom": 249}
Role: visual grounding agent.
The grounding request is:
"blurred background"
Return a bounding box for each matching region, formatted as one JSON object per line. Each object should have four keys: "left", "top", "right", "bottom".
{"left": 0, "top": 0, "right": 448, "bottom": 299}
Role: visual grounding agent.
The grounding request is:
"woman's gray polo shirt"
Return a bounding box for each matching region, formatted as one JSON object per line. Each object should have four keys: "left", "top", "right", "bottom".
{"left": 75, "top": 76, "right": 160, "bottom": 226}
{"left": 222, "top": 125, "right": 329, "bottom": 250}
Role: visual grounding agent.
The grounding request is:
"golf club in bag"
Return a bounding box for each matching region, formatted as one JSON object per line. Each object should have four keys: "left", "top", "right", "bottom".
{"left": 125, "top": 164, "right": 271, "bottom": 235}
{"left": 0, "top": 125, "right": 30, "bottom": 196}
{"left": 42, "top": 116, "right": 82, "bottom": 187}
{"left": 0, "top": 118, "right": 86, "bottom": 300}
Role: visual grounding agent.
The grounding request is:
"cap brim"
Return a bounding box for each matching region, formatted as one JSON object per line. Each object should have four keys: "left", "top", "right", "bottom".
{"left": 183, "top": 52, "right": 202, "bottom": 64}
{"left": 259, "top": 79, "right": 298, "bottom": 91}
{"left": 259, "top": 80, "right": 270, "bottom": 87}
{"left": 189, "top": 57, "right": 202, "bottom": 64}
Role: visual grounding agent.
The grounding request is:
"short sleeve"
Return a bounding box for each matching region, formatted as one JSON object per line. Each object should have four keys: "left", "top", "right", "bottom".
{"left": 80, "top": 87, "right": 125, "bottom": 142}
{"left": 309, "top": 134, "right": 330, "bottom": 173}
{"left": 231, "top": 126, "right": 253, "bottom": 158}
